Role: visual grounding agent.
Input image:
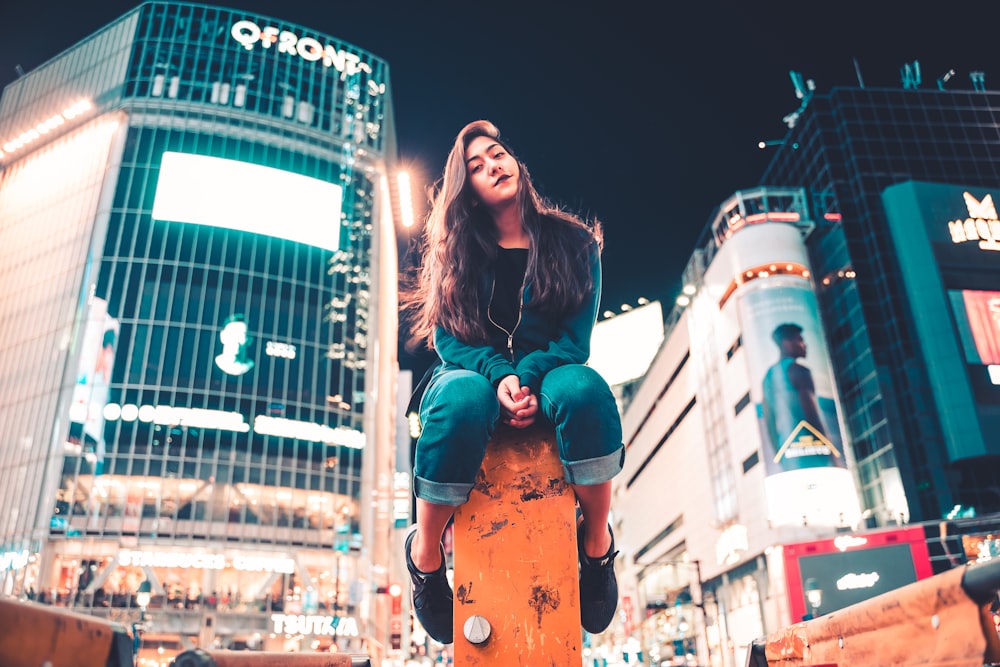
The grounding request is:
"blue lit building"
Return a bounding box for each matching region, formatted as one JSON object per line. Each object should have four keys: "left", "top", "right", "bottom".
{"left": 613, "top": 80, "right": 1000, "bottom": 667}
{"left": 761, "top": 83, "right": 1000, "bottom": 530}
{"left": 0, "top": 2, "right": 401, "bottom": 658}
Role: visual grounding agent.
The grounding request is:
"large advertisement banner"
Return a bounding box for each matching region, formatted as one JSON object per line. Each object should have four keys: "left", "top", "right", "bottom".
{"left": 68, "top": 297, "right": 119, "bottom": 473}
{"left": 738, "top": 281, "right": 846, "bottom": 474}
{"left": 950, "top": 289, "right": 1000, "bottom": 365}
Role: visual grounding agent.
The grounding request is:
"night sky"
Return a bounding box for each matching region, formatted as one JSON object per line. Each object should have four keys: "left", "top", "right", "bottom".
{"left": 3, "top": 0, "right": 999, "bottom": 311}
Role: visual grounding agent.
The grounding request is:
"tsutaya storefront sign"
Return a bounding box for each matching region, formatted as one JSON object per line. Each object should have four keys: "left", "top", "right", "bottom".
{"left": 271, "top": 613, "right": 359, "bottom": 637}
{"left": 948, "top": 192, "right": 1000, "bottom": 251}
{"left": 230, "top": 20, "right": 373, "bottom": 80}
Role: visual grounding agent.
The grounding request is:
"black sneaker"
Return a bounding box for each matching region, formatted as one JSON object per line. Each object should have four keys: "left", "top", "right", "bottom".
{"left": 405, "top": 526, "right": 454, "bottom": 644}
{"left": 578, "top": 521, "right": 619, "bottom": 634}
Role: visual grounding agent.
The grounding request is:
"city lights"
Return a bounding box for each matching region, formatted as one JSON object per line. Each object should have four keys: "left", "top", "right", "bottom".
{"left": 95, "top": 405, "right": 366, "bottom": 452}
{"left": 1, "top": 99, "right": 91, "bottom": 155}
{"left": 104, "top": 403, "right": 250, "bottom": 432}
{"left": 397, "top": 171, "right": 415, "bottom": 228}
{"left": 253, "top": 415, "right": 366, "bottom": 449}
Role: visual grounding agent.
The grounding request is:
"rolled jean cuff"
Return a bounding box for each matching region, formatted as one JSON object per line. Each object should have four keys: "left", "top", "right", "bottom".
{"left": 413, "top": 475, "right": 473, "bottom": 506}
{"left": 563, "top": 445, "right": 625, "bottom": 486}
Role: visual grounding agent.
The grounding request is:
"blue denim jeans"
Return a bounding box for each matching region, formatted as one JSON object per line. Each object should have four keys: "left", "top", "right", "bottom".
{"left": 413, "top": 363, "right": 625, "bottom": 506}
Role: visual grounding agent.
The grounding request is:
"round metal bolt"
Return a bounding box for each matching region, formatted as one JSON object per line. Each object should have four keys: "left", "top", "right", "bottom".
{"left": 464, "top": 614, "right": 492, "bottom": 645}
{"left": 931, "top": 613, "right": 940, "bottom": 629}
{"left": 838, "top": 636, "right": 844, "bottom": 649}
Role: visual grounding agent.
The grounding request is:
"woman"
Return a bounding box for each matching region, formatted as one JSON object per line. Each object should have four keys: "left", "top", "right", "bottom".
{"left": 401, "top": 120, "right": 624, "bottom": 643}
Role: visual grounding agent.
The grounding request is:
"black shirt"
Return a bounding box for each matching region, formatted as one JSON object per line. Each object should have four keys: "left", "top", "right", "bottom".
{"left": 489, "top": 247, "right": 528, "bottom": 333}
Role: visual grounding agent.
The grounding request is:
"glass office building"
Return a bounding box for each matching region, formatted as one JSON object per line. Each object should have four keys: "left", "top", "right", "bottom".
{"left": 760, "top": 85, "right": 1000, "bottom": 534}
{"left": 0, "top": 2, "right": 400, "bottom": 658}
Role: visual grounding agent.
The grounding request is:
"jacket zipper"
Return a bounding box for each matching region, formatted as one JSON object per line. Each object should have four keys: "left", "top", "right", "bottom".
{"left": 487, "top": 275, "right": 525, "bottom": 361}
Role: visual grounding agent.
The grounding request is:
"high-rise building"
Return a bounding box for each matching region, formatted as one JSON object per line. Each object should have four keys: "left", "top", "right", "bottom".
{"left": 761, "top": 83, "right": 1000, "bottom": 526}
{"left": 0, "top": 2, "right": 402, "bottom": 660}
{"left": 611, "top": 80, "right": 1000, "bottom": 667}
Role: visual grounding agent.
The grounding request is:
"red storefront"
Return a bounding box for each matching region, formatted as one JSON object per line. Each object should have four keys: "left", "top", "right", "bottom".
{"left": 782, "top": 526, "right": 934, "bottom": 623}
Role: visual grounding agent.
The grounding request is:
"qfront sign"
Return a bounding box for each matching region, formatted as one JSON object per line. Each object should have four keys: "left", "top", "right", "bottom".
{"left": 230, "top": 20, "right": 373, "bottom": 80}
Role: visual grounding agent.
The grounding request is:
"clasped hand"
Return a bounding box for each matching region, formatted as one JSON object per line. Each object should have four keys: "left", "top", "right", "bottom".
{"left": 496, "top": 375, "right": 538, "bottom": 428}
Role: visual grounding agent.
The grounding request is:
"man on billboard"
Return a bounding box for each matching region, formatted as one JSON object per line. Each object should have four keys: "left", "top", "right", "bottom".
{"left": 761, "top": 322, "right": 836, "bottom": 463}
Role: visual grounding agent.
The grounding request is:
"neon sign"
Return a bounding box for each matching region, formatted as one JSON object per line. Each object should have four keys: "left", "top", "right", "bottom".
{"left": 216, "top": 316, "right": 254, "bottom": 376}
{"left": 0, "top": 550, "right": 28, "bottom": 571}
{"left": 118, "top": 549, "right": 295, "bottom": 573}
{"left": 265, "top": 341, "right": 297, "bottom": 359}
{"left": 271, "top": 614, "right": 359, "bottom": 637}
{"left": 948, "top": 192, "right": 1000, "bottom": 251}
{"left": 230, "top": 20, "right": 374, "bottom": 81}
{"left": 120, "top": 550, "right": 225, "bottom": 570}
{"left": 833, "top": 535, "right": 868, "bottom": 552}
{"left": 836, "top": 571, "right": 880, "bottom": 590}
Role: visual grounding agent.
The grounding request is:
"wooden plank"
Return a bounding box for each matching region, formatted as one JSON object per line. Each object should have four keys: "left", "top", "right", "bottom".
{"left": 452, "top": 424, "right": 582, "bottom": 665}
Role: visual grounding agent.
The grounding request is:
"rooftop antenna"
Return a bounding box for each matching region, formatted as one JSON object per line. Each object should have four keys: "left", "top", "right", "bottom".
{"left": 971, "top": 71, "right": 986, "bottom": 92}
{"left": 937, "top": 69, "right": 956, "bottom": 90}
{"left": 900, "top": 60, "right": 921, "bottom": 89}
{"left": 852, "top": 58, "right": 865, "bottom": 88}
{"left": 783, "top": 70, "right": 815, "bottom": 128}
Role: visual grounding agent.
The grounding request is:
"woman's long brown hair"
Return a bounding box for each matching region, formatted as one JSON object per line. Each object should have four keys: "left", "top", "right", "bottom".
{"left": 400, "top": 120, "right": 603, "bottom": 349}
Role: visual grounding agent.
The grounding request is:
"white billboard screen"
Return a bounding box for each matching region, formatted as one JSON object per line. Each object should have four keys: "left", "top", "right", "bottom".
{"left": 589, "top": 301, "right": 664, "bottom": 386}
{"left": 152, "top": 152, "right": 342, "bottom": 251}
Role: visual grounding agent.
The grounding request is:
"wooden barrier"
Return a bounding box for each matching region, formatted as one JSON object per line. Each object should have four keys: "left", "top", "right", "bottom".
{"left": 171, "top": 649, "right": 370, "bottom": 666}
{"left": 452, "top": 424, "right": 583, "bottom": 665}
{"left": 746, "top": 556, "right": 1000, "bottom": 666}
{"left": 0, "top": 596, "right": 133, "bottom": 667}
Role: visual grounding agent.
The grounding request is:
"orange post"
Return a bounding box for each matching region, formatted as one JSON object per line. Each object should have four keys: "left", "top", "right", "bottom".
{"left": 452, "top": 424, "right": 582, "bottom": 665}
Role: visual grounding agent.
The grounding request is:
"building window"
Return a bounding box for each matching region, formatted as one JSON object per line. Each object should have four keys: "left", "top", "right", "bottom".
{"left": 726, "top": 335, "right": 742, "bottom": 361}
{"left": 734, "top": 391, "right": 751, "bottom": 415}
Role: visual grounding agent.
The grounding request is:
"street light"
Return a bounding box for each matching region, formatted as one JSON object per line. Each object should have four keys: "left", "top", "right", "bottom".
{"left": 135, "top": 579, "right": 153, "bottom": 619}
{"left": 396, "top": 171, "right": 415, "bottom": 229}
{"left": 804, "top": 578, "right": 822, "bottom": 619}
{"left": 136, "top": 579, "right": 152, "bottom": 617}
{"left": 133, "top": 580, "right": 152, "bottom": 661}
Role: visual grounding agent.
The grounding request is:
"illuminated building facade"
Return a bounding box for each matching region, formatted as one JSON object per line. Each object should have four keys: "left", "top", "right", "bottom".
{"left": 613, "top": 188, "right": 868, "bottom": 667}
{"left": 0, "top": 2, "right": 401, "bottom": 661}
{"left": 760, "top": 85, "right": 1000, "bottom": 527}
{"left": 611, "top": 83, "right": 1000, "bottom": 667}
